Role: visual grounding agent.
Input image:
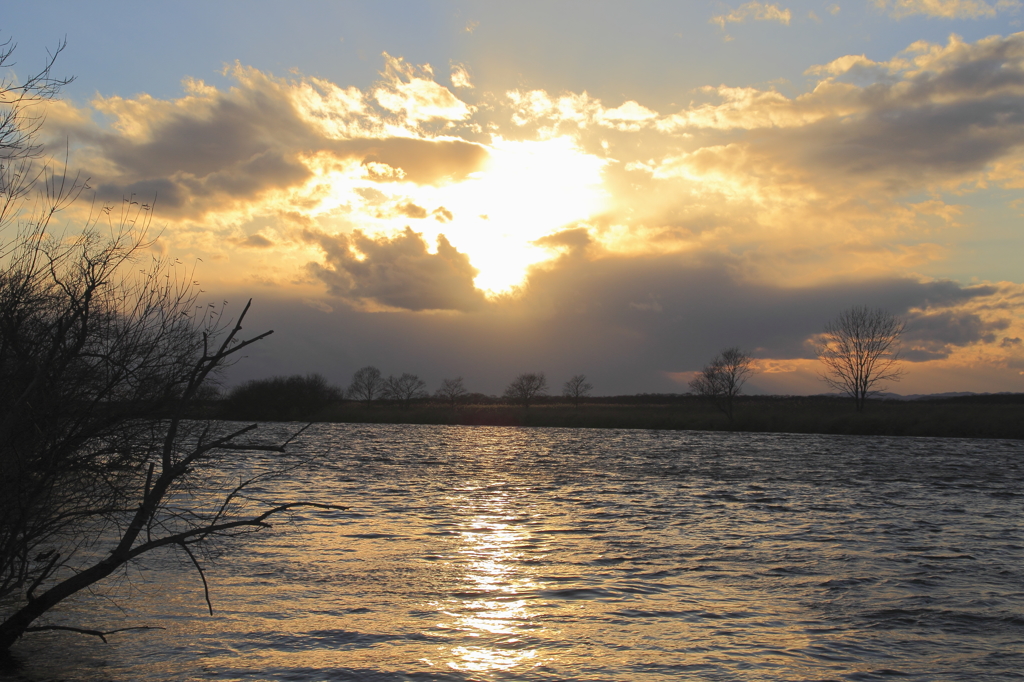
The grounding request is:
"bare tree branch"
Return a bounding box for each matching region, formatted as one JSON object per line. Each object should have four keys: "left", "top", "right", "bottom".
{"left": 23, "top": 625, "right": 164, "bottom": 644}
{"left": 178, "top": 542, "right": 212, "bottom": 616}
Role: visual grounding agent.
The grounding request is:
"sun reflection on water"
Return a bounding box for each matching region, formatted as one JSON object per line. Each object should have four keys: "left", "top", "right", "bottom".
{"left": 434, "top": 486, "right": 543, "bottom": 675}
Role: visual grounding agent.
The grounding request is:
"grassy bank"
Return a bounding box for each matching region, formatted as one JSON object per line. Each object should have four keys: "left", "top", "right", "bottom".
{"left": 246, "top": 395, "right": 1024, "bottom": 440}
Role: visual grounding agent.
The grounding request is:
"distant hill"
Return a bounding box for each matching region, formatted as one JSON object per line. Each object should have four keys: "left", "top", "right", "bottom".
{"left": 877, "top": 392, "right": 1024, "bottom": 403}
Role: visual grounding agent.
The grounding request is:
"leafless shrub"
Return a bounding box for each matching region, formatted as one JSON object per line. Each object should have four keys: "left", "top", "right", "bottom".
{"left": 504, "top": 372, "right": 548, "bottom": 408}
{"left": 689, "top": 347, "right": 755, "bottom": 421}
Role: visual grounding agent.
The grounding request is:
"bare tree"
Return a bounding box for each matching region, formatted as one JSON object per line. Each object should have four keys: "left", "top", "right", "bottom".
{"left": 346, "top": 365, "right": 383, "bottom": 405}
{"left": 1, "top": 36, "right": 72, "bottom": 179}
{"left": 382, "top": 372, "right": 428, "bottom": 409}
{"left": 435, "top": 376, "right": 468, "bottom": 409}
{"left": 1, "top": 300, "right": 341, "bottom": 650}
{"left": 0, "top": 217, "right": 343, "bottom": 649}
{"left": 0, "top": 39, "right": 342, "bottom": 650}
{"left": 562, "top": 374, "right": 593, "bottom": 408}
{"left": 504, "top": 372, "right": 548, "bottom": 408}
{"left": 817, "top": 306, "right": 905, "bottom": 411}
{"left": 689, "top": 347, "right": 755, "bottom": 421}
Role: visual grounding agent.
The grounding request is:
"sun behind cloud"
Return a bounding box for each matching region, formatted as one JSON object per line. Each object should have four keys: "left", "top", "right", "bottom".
{"left": 395, "top": 136, "right": 608, "bottom": 293}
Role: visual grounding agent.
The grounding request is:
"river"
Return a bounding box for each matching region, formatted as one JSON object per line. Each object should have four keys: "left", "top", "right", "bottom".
{"left": 3, "top": 424, "right": 1023, "bottom": 681}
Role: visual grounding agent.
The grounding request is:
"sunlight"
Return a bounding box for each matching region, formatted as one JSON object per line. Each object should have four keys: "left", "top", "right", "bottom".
{"left": 434, "top": 136, "right": 608, "bottom": 294}
{"left": 435, "top": 487, "right": 543, "bottom": 675}
{"left": 317, "top": 135, "right": 608, "bottom": 295}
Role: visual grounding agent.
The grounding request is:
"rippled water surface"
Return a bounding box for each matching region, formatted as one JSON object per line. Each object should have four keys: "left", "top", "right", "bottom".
{"left": 4, "top": 424, "right": 1024, "bottom": 681}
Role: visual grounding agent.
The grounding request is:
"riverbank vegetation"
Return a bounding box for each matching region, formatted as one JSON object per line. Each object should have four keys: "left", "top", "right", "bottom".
{"left": 214, "top": 381, "right": 1024, "bottom": 440}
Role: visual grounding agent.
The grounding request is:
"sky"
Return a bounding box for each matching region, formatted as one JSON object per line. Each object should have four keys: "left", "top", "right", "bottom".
{"left": 4, "top": 0, "right": 1024, "bottom": 396}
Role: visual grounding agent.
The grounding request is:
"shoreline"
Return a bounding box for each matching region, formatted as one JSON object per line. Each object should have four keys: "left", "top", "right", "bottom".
{"left": 214, "top": 395, "right": 1024, "bottom": 440}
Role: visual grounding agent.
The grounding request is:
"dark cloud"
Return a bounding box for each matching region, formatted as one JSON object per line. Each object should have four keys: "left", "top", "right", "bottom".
{"left": 774, "top": 34, "right": 1024, "bottom": 188}
{"left": 56, "top": 72, "right": 488, "bottom": 218}
{"left": 510, "top": 252, "right": 1002, "bottom": 378}
{"left": 433, "top": 206, "right": 453, "bottom": 222}
{"left": 305, "top": 227, "right": 485, "bottom": 312}
{"left": 533, "top": 227, "right": 592, "bottom": 254}
{"left": 900, "top": 281, "right": 998, "bottom": 309}
{"left": 902, "top": 310, "right": 1011, "bottom": 360}
{"left": 344, "top": 137, "right": 489, "bottom": 185}
{"left": 395, "top": 202, "right": 428, "bottom": 219}
{"left": 898, "top": 36, "right": 1024, "bottom": 103}
{"left": 241, "top": 234, "right": 274, "bottom": 248}
{"left": 797, "top": 94, "right": 1024, "bottom": 183}
{"left": 72, "top": 76, "right": 320, "bottom": 214}
{"left": 96, "top": 92, "right": 310, "bottom": 179}
{"left": 219, "top": 249, "right": 1008, "bottom": 396}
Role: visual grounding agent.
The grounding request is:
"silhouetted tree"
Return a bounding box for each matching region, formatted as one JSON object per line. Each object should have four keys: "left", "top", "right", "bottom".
{"left": 223, "top": 374, "right": 342, "bottom": 420}
{"left": 347, "top": 366, "right": 383, "bottom": 405}
{"left": 0, "top": 40, "right": 341, "bottom": 650}
{"left": 689, "top": 347, "right": 754, "bottom": 421}
{"left": 562, "top": 374, "right": 593, "bottom": 408}
{"left": 504, "top": 372, "right": 548, "bottom": 408}
{"left": 435, "top": 377, "right": 468, "bottom": 409}
{"left": 0, "top": 218, "right": 339, "bottom": 649}
{"left": 0, "top": 36, "right": 71, "bottom": 171}
{"left": 382, "top": 372, "right": 428, "bottom": 409}
{"left": 817, "top": 306, "right": 905, "bottom": 411}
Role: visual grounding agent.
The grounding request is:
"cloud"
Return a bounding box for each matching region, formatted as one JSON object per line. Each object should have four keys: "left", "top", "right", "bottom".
{"left": 513, "top": 249, "right": 1006, "bottom": 369}
{"left": 224, "top": 259, "right": 1022, "bottom": 396}
{"left": 62, "top": 68, "right": 320, "bottom": 217}
{"left": 533, "top": 227, "right": 593, "bottom": 256}
{"left": 241, "top": 233, "right": 275, "bottom": 248}
{"left": 348, "top": 137, "right": 489, "bottom": 186}
{"left": 597, "top": 101, "right": 659, "bottom": 131}
{"left": 711, "top": 2, "right": 793, "bottom": 28}
{"left": 374, "top": 53, "right": 473, "bottom": 125}
{"left": 380, "top": 200, "right": 449, "bottom": 222}
{"left": 655, "top": 33, "right": 1024, "bottom": 195}
{"left": 395, "top": 201, "right": 428, "bottom": 219}
{"left": 902, "top": 310, "right": 1011, "bottom": 359}
{"left": 305, "top": 227, "right": 486, "bottom": 312}
{"left": 507, "top": 90, "right": 660, "bottom": 132}
{"left": 875, "top": 0, "right": 1021, "bottom": 19}
{"left": 44, "top": 62, "right": 489, "bottom": 224}
{"left": 450, "top": 63, "right": 474, "bottom": 89}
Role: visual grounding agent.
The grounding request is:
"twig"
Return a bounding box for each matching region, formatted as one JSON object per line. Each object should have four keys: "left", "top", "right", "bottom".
{"left": 23, "top": 624, "right": 165, "bottom": 643}
{"left": 178, "top": 542, "right": 213, "bottom": 615}
{"left": 26, "top": 553, "right": 59, "bottom": 603}
{"left": 127, "top": 502, "right": 347, "bottom": 559}
{"left": 281, "top": 423, "right": 313, "bottom": 448}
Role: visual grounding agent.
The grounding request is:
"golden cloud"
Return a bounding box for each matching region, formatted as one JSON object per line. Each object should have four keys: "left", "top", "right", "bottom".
{"left": 710, "top": 2, "right": 793, "bottom": 28}
{"left": 875, "top": 0, "right": 1021, "bottom": 19}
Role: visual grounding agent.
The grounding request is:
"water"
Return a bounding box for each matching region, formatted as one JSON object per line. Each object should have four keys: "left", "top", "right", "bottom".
{"left": 3, "top": 424, "right": 1023, "bottom": 681}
